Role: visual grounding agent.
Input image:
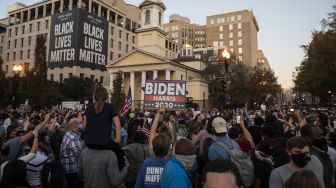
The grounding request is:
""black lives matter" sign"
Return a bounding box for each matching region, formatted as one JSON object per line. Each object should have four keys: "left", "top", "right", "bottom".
{"left": 48, "top": 8, "right": 108, "bottom": 70}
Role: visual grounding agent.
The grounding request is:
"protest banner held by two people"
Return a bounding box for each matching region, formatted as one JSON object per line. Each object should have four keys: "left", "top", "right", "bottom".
{"left": 144, "top": 80, "right": 186, "bottom": 111}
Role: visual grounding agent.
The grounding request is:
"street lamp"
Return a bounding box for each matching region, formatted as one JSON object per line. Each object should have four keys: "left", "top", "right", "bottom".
{"left": 12, "top": 64, "right": 23, "bottom": 108}
{"left": 222, "top": 48, "right": 231, "bottom": 73}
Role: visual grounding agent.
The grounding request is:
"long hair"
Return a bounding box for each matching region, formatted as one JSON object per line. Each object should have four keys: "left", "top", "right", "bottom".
{"left": 284, "top": 169, "right": 320, "bottom": 188}
{"left": 94, "top": 86, "right": 108, "bottom": 115}
{"left": 0, "top": 160, "right": 29, "bottom": 188}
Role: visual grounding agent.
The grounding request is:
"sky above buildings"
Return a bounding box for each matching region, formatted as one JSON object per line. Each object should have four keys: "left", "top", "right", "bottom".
{"left": 0, "top": 0, "right": 334, "bottom": 89}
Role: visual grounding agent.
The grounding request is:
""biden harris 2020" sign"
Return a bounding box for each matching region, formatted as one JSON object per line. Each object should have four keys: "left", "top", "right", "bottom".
{"left": 48, "top": 8, "right": 108, "bottom": 70}
{"left": 144, "top": 80, "right": 186, "bottom": 111}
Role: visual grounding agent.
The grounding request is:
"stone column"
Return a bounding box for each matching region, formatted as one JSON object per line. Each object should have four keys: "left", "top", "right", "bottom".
{"left": 60, "top": 0, "right": 64, "bottom": 12}
{"left": 88, "top": 0, "right": 92, "bottom": 13}
{"left": 98, "top": 4, "right": 101, "bottom": 17}
{"left": 130, "top": 71, "right": 135, "bottom": 109}
{"left": 27, "top": 9, "right": 31, "bottom": 21}
{"left": 43, "top": 4, "right": 46, "bottom": 17}
{"left": 107, "top": 10, "right": 110, "bottom": 21}
{"left": 20, "top": 12, "right": 24, "bottom": 23}
{"left": 153, "top": 70, "right": 158, "bottom": 80}
{"left": 35, "top": 7, "right": 38, "bottom": 19}
{"left": 165, "top": 69, "right": 170, "bottom": 80}
{"left": 141, "top": 71, "right": 146, "bottom": 109}
{"left": 51, "top": 3, "right": 55, "bottom": 15}
{"left": 77, "top": 0, "right": 82, "bottom": 8}
{"left": 69, "top": 0, "right": 73, "bottom": 10}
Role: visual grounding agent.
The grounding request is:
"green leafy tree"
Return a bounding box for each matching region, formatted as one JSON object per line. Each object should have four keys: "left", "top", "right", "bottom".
{"left": 110, "top": 72, "right": 125, "bottom": 111}
{"left": 60, "top": 76, "right": 95, "bottom": 102}
{"left": 34, "top": 34, "right": 48, "bottom": 79}
{"left": 228, "top": 62, "right": 252, "bottom": 105}
{"left": 294, "top": 5, "right": 336, "bottom": 103}
{"left": 0, "top": 56, "right": 7, "bottom": 106}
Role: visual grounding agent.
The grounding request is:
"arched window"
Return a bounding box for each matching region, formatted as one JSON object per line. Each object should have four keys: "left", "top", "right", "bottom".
{"left": 158, "top": 12, "right": 162, "bottom": 25}
{"left": 145, "top": 10, "right": 150, "bottom": 24}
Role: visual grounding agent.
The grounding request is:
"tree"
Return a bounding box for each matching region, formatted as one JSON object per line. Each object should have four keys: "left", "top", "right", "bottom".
{"left": 294, "top": 4, "right": 336, "bottom": 103}
{"left": 60, "top": 76, "right": 95, "bottom": 102}
{"left": 33, "top": 34, "right": 48, "bottom": 79}
{"left": 228, "top": 62, "right": 252, "bottom": 105}
{"left": 0, "top": 55, "right": 7, "bottom": 106}
{"left": 110, "top": 72, "right": 125, "bottom": 111}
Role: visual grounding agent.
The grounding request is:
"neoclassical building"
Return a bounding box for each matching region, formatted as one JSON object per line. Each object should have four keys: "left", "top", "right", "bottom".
{"left": 107, "top": 0, "right": 209, "bottom": 110}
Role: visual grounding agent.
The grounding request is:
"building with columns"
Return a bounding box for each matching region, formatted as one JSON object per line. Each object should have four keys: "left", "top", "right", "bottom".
{"left": 107, "top": 0, "right": 209, "bottom": 110}
{"left": 1, "top": 0, "right": 141, "bottom": 85}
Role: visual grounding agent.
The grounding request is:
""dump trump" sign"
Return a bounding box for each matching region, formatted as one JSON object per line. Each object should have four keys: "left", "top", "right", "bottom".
{"left": 144, "top": 80, "right": 186, "bottom": 111}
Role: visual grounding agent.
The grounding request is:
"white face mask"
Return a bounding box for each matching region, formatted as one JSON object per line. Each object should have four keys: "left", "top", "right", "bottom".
{"left": 78, "top": 123, "right": 84, "bottom": 130}
{"left": 175, "top": 154, "right": 196, "bottom": 171}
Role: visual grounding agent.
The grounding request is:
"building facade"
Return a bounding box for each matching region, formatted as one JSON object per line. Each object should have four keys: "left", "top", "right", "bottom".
{"left": 1, "top": 0, "right": 141, "bottom": 85}
{"left": 164, "top": 14, "right": 206, "bottom": 49}
{"left": 108, "top": 0, "right": 208, "bottom": 110}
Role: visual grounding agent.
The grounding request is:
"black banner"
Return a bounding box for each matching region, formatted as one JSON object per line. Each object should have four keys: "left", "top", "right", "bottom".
{"left": 48, "top": 8, "right": 108, "bottom": 71}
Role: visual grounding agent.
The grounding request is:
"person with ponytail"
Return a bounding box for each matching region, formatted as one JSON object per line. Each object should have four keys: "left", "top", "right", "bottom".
{"left": 83, "top": 86, "right": 121, "bottom": 148}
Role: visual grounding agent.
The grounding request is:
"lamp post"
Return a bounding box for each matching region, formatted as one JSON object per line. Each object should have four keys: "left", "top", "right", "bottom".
{"left": 221, "top": 48, "right": 232, "bottom": 108}
{"left": 12, "top": 64, "right": 23, "bottom": 108}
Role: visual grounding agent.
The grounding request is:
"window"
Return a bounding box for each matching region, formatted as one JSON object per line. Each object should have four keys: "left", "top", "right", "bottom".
{"left": 229, "top": 40, "right": 233, "bottom": 47}
{"left": 14, "top": 39, "right": 17, "bottom": 48}
{"left": 45, "top": 20, "right": 49, "bottom": 29}
{"left": 5, "top": 65, "right": 8, "bottom": 73}
{"left": 7, "top": 41, "right": 10, "bottom": 49}
{"left": 219, "top": 41, "right": 224, "bottom": 46}
{"left": 238, "top": 55, "right": 243, "bottom": 61}
{"left": 238, "top": 31, "right": 242, "bottom": 38}
{"left": 238, "top": 23, "right": 242, "bottom": 30}
{"left": 29, "top": 24, "right": 32, "bottom": 32}
{"left": 50, "top": 74, "right": 54, "bottom": 81}
{"left": 238, "top": 47, "right": 242, "bottom": 54}
{"left": 6, "top": 53, "right": 9, "bottom": 61}
{"left": 229, "top": 24, "right": 233, "bottom": 30}
{"left": 145, "top": 10, "right": 150, "bottom": 24}
{"left": 219, "top": 26, "right": 223, "bottom": 32}
{"left": 90, "top": 75, "right": 95, "bottom": 81}
{"left": 110, "top": 39, "right": 114, "bottom": 48}
{"left": 238, "top": 15, "right": 242, "bottom": 21}
{"left": 159, "top": 12, "right": 162, "bottom": 25}
{"left": 231, "top": 16, "right": 235, "bottom": 22}
{"left": 221, "top": 18, "right": 225, "bottom": 23}
{"left": 21, "top": 38, "right": 24, "bottom": 47}
{"left": 110, "top": 51, "right": 113, "bottom": 60}
{"left": 111, "top": 26, "right": 114, "bottom": 35}
{"left": 0, "top": 47, "right": 2, "bottom": 54}
{"left": 226, "top": 17, "right": 230, "bottom": 22}
{"left": 118, "top": 41, "right": 122, "bottom": 50}
{"left": 22, "top": 25, "right": 25, "bottom": 34}
{"left": 213, "top": 41, "right": 218, "bottom": 47}
{"left": 126, "top": 33, "right": 129, "bottom": 41}
{"left": 238, "top": 39, "right": 242, "bottom": 46}
{"left": 100, "top": 76, "right": 104, "bottom": 84}
{"left": 219, "top": 34, "right": 223, "bottom": 39}
{"left": 13, "top": 52, "right": 16, "bottom": 60}
{"left": 118, "top": 54, "right": 121, "bottom": 58}
{"left": 27, "top": 49, "right": 30, "bottom": 58}
{"left": 59, "top": 74, "right": 63, "bottom": 83}
{"left": 20, "top": 51, "right": 23, "bottom": 59}
{"left": 210, "top": 19, "right": 214, "bottom": 24}
{"left": 15, "top": 27, "right": 18, "bottom": 36}
{"left": 28, "top": 36, "right": 31, "bottom": 46}
{"left": 8, "top": 29, "right": 11, "bottom": 37}
{"left": 119, "top": 30, "right": 122, "bottom": 39}
{"left": 217, "top": 18, "right": 221, "bottom": 24}
{"left": 80, "top": 73, "right": 84, "bottom": 79}
{"left": 172, "top": 26, "right": 178, "bottom": 31}
{"left": 24, "top": 63, "right": 29, "bottom": 72}
{"left": 68, "top": 73, "right": 73, "bottom": 78}
{"left": 229, "top": 32, "right": 233, "bottom": 39}
{"left": 132, "top": 36, "right": 135, "bottom": 44}
{"left": 37, "top": 22, "right": 40, "bottom": 31}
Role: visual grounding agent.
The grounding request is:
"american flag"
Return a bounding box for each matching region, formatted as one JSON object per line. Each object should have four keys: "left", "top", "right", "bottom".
{"left": 120, "top": 87, "right": 132, "bottom": 115}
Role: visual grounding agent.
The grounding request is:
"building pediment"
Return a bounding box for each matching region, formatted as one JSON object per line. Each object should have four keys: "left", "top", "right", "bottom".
{"left": 106, "top": 48, "right": 171, "bottom": 68}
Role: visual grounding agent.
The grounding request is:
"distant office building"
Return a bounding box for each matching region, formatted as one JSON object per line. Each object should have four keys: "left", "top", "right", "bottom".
{"left": 165, "top": 10, "right": 267, "bottom": 67}
{"left": 164, "top": 14, "right": 206, "bottom": 49}
{"left": 1, "top": 0, "right": 141, "bottom": 85}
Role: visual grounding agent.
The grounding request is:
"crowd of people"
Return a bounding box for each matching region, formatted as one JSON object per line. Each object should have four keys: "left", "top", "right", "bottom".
{"left": 0, "top": 86, "right": 336, "bottom": 188}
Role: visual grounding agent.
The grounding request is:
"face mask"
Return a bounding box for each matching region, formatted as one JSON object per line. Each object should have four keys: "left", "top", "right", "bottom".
{"left": 290, "top": 153, "right": 311, "bottom": 168}
{"left": 175, "top": 154, "right": 196, "bottom": 171}
{"left": 312, "top": 138, "right": 328, "bottom": 152}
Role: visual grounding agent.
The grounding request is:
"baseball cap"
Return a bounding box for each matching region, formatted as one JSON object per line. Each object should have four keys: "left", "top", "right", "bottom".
{"left": 212, "top": 117, "right": 227, "bottom": 133}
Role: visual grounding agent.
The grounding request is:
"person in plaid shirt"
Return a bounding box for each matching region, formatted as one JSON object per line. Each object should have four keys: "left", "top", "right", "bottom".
{"left": 60, "top": 118, "right": 84, "bottom": 188}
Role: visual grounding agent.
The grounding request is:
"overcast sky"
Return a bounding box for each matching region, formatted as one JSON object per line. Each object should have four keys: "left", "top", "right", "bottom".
{"left": 0, "top": 0, "right": 334, "bottom": 89}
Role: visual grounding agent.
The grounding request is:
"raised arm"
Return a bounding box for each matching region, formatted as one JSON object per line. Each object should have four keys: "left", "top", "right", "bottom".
{"left": 113, "top": 116, "right": 121, "bottom": 144}
{"left": 149, "top": 106, "right": 165, "bottom": 148}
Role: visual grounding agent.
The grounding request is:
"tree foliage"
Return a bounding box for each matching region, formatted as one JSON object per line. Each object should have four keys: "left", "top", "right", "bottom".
{"left": 110, "top": 72, "right": 125, "bottom": 111}
{"left": 34, "top": 34, "right": 48, "bottom": 80}
{"left": 60, "top": 76, "right": 95, "bottom": 102}
{"left": 294, "top": 5, "right": 336, "bottom": 101}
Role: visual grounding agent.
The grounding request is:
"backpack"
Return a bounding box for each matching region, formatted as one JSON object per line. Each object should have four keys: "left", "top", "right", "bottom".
{"left": 216, "top": 141, "right": 254, "bottom": 187}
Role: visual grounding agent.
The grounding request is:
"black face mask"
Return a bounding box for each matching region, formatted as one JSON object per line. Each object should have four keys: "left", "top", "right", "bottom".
{"left": 312, "top": 138, "right": 328, "bottom": 152}
{"left": 291, "top": 153, "right": 311, "bottom": 168}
